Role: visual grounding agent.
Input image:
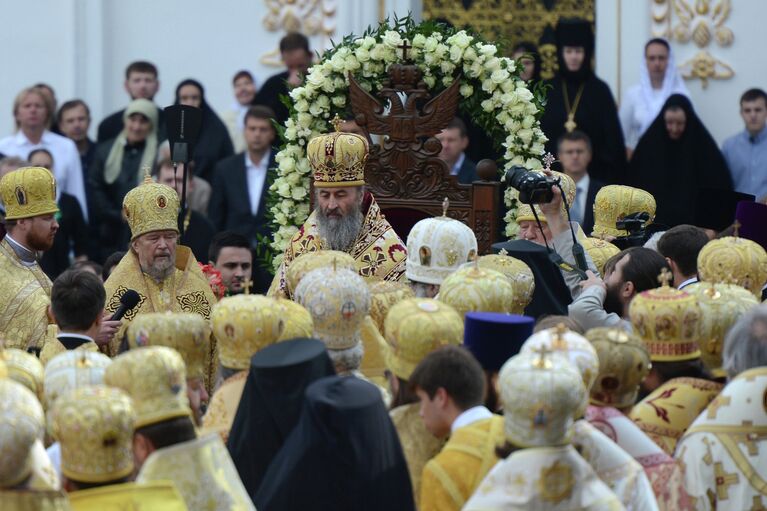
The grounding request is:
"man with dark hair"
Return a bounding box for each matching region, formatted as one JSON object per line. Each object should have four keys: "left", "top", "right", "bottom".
{"left": 41, "top": 269, "right": 107, "bottom": 364}
{"left": 253, "top": 32, "right": 312, "bottom": 124}
{"left": 410, "top": 345, "right": 504, "bottom": 511}
{"left": 155, "top": 159, "right": 215, "bottom": 263}
{"left": 722, "top": 87, "right": 767, "bottom": 200}
{"left": 656, "top": 224, "right": 709, "bottom": 289}
{"left": 97, "top": 60, "right": 164, "bottom": 143}
{"left": 435, "top": 117, "right": 477, "bottom": 184}
{"left": 209, "top": 106, "right": 277, "bottom": 253}
{"left": 208, "top": 231, "right": 253, "bottom": 295}
{"left": 569, "top": 246, "right": 670, "bottom": 331}
{"left": 57, "top": 99, "right": 96, "bottom": 179}
{"left": 558, "top": 130, "right": 604, "bottom": 235}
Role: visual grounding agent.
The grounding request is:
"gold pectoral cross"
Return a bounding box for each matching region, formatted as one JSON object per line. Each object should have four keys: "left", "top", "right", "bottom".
{"left": 564, "top": 114, "right": 577, "bottom": 132}
{"left": 243, "top": 280, "right": 253, "bottom": 295}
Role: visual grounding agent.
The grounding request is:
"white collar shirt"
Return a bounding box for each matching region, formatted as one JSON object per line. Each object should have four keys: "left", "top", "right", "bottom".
{"left": 245, "top": 150, "right": 270, "bottom": 216}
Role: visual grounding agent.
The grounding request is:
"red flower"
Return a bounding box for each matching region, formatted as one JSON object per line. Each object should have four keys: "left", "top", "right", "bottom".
{"left": 199, "top": 263, "right": 226, "bottom": 299}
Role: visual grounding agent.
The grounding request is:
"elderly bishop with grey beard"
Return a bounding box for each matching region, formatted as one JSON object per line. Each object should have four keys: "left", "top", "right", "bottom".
{"left": 269, "top": 119, "right": 407, "bottom": 299}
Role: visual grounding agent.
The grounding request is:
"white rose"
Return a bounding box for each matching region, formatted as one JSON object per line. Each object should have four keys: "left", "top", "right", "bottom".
{"left": 459, "top": 84, "right": 473, "bottom": 98}
{"left": 481, "top": 99, "right": 494, "bottom": 112}
{"left": 355, "top": 47, "right": 371, "bottom": 63}
{"left": 500, "top": 79, "right": 515, "bottom": 93}
{"left": 509, "top": 102, "right": 526, "bottom": 115}
{"left": 297, "top": 113, "right": 313, "bottom": 129}
{"left": 296, "top": 158, "right": 311, "bottom": 174}
{"left": 306, "top": 70, "right": 325, "bottom": 88}
{"left": 370, "top": 44, "right": 386, "bottom": 61}
{"left": 423, "top": 53, "right": 436, "bottom": 66}
{"left": 517, "top": 128, "right": 533, "bottom": 145}
{"left": 521, "top": 115, "right": 534, "bottom": 129}
{"left": 308, "top": 102, "right": 323, "bottom": 117}
{"left": 294, "top": 99, "right": 309, "bottom": 113}
{"left": 291, "top": 186, "right": 307, "bottom": 200}
{"left": 467, "top": 62, "right": 483, "bottom": 79}
{"left": 424, "top": 75, "right": 436, "bottom": 88}
{"left": 530, "top": 142, "right": 544, "bottom": 155}
{"left": 440, "top": 61, "right": 455, "bottom": 74}
{"left": 485, "top": 57, "right": 501, "bottom": 72}
{"left": 276, "top": 182, "right": 291, "bottom": 198}
{"left": 284, "top": 127, "right": 298, "bottom": 141}
{"left": 481, "top": 79, "right": 497, "bottom": 94}
{"left": 329, "top": 54, "right": 345, "bottom": 73}
{"left": 424, "top": 37, "right": 438, "bottom": 52}
{"left": 332, "top": 95, "right": 346, "bottom": 107}
{"left": 286, "top": 172, "right": 299, "bottom": 186}
{"left": 478, "top": 44, "right": 497, "bottom": 57}
{"left": 382, "top": 30, "right": 403, "bottom": 48}
{"left": 344, "top": 56, "right": 361, "bottom": 73}
{"left": 524, "top": 103, "right": 538, "bottom": 116}
{"left": 434, "top": 43, "right": 448, "bottom": 59}
{"left": 412, "top": 33, "right": 427, "bottom": 48}
{"left": 516, "top": 87, "right": 533, "bottom": 101}
{"left": 449, "top": 45, "right": 464, "bottom": 62}
{"left": 447, "top": 31, "right": 472, "bottom": 49}
{"left": 442, "top": 75, "right": 454, "bottom": 87}
{"left": 363, "top": 36, "right": 376, "bottom": 49}
{"left": 463, "top": 46, "right": 478, "bottom": 62}
{"left": 279, "top": 157, "right": 297, "bottom": 173}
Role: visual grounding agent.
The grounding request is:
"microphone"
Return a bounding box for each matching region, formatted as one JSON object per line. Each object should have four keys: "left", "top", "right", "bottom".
{"left": 109, "top": 290, "right": 141, "bottom": 321}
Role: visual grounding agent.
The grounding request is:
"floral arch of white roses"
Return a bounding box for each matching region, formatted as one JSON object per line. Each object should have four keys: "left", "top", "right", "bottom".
{"left": 263, "top": 16, "right": 548, "bottom": 270}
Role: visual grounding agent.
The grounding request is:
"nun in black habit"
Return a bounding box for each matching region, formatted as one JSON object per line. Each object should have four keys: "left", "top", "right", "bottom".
{"left": 175, "top": 79, "right": 235, "bottom": 183}
{"left": 227, "top": 338, "right": 336, "bottom": 502}
{"left": 540, "top": 18, "right": 627, "bottom": 184}
{"left": 254, "top": 375, "right": 416, "bottom": 511}
{"left": 628, "top": 94, "right": 733, "bottom": 228}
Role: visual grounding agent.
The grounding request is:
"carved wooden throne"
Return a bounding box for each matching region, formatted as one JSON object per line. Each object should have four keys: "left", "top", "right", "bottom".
{"left": 348, "top": 47, "right": 502, "bottom": 254}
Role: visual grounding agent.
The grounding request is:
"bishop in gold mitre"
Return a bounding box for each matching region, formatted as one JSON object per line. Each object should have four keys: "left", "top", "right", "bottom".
{"left": 0, "top": 166, "right": 60, "bottom": 351}
{"left": 268, "top": 117, "right": 407, "bottom": 298}
{"left": 102, "top": 172, "right": 218, "bottom": 382}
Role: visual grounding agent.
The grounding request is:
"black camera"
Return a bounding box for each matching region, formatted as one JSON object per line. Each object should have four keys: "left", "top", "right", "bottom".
{"left": 613, "top": 212, "right": 652, "bottom": 249}
{"left": 505, "top": 165, "right": 558, "bottom": 205}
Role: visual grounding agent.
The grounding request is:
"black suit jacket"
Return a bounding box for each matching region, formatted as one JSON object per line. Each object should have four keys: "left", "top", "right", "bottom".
{"left": 252, "top": 71, "right": 290, "bottom": 125}
{"left": 181, "top": 211, "right": 216, "bottom": 264}
{"left": 209, "top": 151, "right": 276, "bottom": 246}
{"left": 456, "top": 156, "right": 478, "bottom": 184}
{"left": 581, "top": 176, "right": 606, "bottom": 237}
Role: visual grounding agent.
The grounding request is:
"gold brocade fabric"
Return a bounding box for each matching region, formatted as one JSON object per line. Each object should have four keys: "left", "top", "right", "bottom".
{"left": 464, "top": 444, "right": 625, "bottom": 510}
{"left": 359, "top": 315, "right": 388, "bottom": 388}
{"left": 629, "top": 377, "right": 723, "bottom": 456}
{"left": 269, "top": 196, "right": 407, "bottom": 298}
{"left": 390, "top": 403, "right": 446, "bottom": 507}
{"left": 68, "top": 481, "right": 188, "bottom": 511}
{"left": 572, "top": 420, "right": 658, "bottom": 511}
{"left": 201, "top": 370, "right": 248, "bottom": 443}
{"left": 0, "top": 489, "right": 71, "bottom": 511}
{"left": 420, "top": 416, "right": 505, "bottom": 511}
{"left": 0, "top": 239, "right": 54, "bottom": 350}
{"left": 136, "top": 433, "right": 255, "bottom": 511}
{"left": 39, "top": 339, "right": 99, "bottom": 367}
{"left": 103, "top": 246, "right": 218, "bottom": 391}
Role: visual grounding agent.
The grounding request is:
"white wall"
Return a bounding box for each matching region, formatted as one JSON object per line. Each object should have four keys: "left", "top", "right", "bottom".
{"left": 0, "top": 0, "right": 419, "bottom": 141}
{"left": 596, "top": 0, "right": 767, "bottom": 145}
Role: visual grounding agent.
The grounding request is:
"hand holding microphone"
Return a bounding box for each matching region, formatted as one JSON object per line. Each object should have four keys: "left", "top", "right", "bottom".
{"left": 96, "top": 290, "right": 141, "bottom": 348}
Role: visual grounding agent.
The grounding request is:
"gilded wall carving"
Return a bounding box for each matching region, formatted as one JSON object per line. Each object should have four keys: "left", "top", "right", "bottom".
{"left": 423, "top": 0, "right": 595, "bottom": 79}
{"left": 260, "top": 0, "right": 337, "bottom": 67}
{"left": 653, "top": 0, "right": 734, "bottom": 88}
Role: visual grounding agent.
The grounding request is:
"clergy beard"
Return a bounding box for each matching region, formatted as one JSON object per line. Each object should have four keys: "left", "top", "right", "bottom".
{"left": 142, "top": 256, "right": 175, "bottom": 282}
{"left": 316, "top": 203, "right": 364, "bottom": 251}
{"left": 603, "top": 282, "right": 624, "bottom": 316}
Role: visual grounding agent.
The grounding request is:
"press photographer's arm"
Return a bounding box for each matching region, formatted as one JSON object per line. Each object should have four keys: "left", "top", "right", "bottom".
{"left": 538, "top": 182, "right": 599, "bottom": 298}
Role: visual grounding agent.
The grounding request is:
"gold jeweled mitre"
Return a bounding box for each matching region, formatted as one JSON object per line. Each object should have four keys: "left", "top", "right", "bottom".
{"left": 307, "top": 116, "right": 368, "bottom": 188}
{"left": 0, "top": 166, "right": 59, "bottom": 220}
{"left": 122, "top": 172, "right": 180, "bottom": 240}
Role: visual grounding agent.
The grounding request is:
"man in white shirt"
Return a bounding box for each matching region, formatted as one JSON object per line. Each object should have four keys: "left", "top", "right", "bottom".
{"left": 558, "top": 130, "right": 604, "bottom": 235}
{"left": 0, "top": 87, "right": 88, "bottom": 219}
{"left": 436, "top": 118, "right": 478, "bottom": 184}
{"left": 620, "top": 38, "right": 688, "bottom": 156}
{"left": 655, "top": 224, "right": 709, "bottom": 289}
{"left": 409, "top": 345, "right": 503, "bottom": 511}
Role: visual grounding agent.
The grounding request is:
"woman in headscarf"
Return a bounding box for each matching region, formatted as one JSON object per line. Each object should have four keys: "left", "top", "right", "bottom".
{"left": 89, "top": 98, "right": 158, "bottom": 261}
{"left": 620, "top": 38, "right": 689, "bottom": 155}
{"left": 511, "top": 41, "right": 541, "bottom": 83}
{"left": 227, "top": 338, "right": 336, "bottom": 501}
{"left": 254, "top": 375, "right": 415, "bottom": 511}
{"left": 174, "top": 79, "right": 234, "bottom": 183}
{"left": 540, "top": 18, "right": 627, "bottom": 184}
{"left": 628, "top": 94, "right": 733, "bottom": 228}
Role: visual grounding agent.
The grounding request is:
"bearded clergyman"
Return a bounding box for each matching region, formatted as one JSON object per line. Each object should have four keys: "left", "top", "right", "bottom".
{"left": 102, "top": 173, "right": 218, "bottom": 386}
{"left": 268, "top": 121, "right": 407, "bottom": 298}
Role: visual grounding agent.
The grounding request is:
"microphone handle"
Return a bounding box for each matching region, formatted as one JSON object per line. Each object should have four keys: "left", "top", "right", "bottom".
{"left": 110, "top": 305, "right": 129, "bottom": 322}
